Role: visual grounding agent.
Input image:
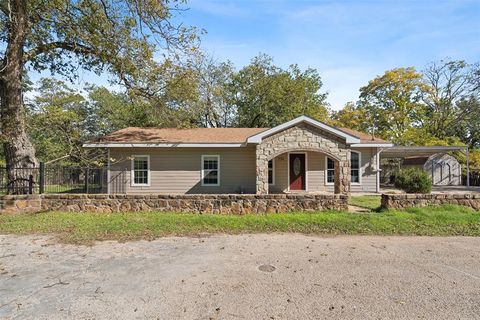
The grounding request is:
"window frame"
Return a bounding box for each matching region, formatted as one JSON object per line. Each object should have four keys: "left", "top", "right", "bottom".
{"left": 268, "top": 159, "right": 275, "bottom": 186}
{"left": 201, "top": 155, "right": 220, "bottom": 187}
{"left": 350, "top": 150, "right": 362, "bottom": 185}
{"left": 131, "top": 155, "right": 150, "bottom": 187}
{"left": 325, "top": 156, "right": 335, "bottom": 185}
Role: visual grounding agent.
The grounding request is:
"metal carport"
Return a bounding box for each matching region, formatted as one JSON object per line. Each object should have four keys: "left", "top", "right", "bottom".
{"left": 379, "top": 146, "right": 470, "bottom": 187}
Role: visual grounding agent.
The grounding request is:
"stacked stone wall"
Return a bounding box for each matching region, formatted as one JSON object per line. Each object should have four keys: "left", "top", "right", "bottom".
{"left": 0, "top": 194, "right": 349, "bottom": 215}
{"left": 381, "top": 194, "right": 480, "bottom": 210}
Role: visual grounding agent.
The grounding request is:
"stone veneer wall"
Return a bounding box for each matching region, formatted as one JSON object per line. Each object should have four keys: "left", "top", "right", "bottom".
{"left": 0, "top": 194, "right": 349, "bottom": 215}
{"left": 255, "top": 123, "right": 351, "bottom": 194}
{"left": 381, "top": 194, "right": 480, "bottom": 210}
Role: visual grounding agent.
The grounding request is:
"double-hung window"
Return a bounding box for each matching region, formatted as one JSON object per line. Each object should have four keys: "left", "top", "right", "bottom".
{"left": 268, "top": 159, "right": 274, "bottom": 185}
{"left": 326, "top": 157, "right": 335, "bottom": 184}
{"left": 132, "top": 155, "right": 150, "bottom": 186}
{"left": 202, "top": 155, "right": 220, "bottom": 186}
{"left": 351, "top": 151, "right": 361, "bottom": 184}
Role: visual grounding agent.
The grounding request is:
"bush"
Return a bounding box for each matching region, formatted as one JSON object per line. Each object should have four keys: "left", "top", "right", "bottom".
{"left": 394, "top": 168, "right": 432, "bottom": 193}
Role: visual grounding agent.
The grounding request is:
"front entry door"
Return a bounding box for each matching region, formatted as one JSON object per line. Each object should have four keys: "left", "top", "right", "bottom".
{"left": 289, "top": 153, "right": 306, "bottom": 191}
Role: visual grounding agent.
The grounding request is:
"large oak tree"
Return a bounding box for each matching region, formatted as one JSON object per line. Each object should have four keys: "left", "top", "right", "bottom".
{"left": 0, "top": 0, "right": 197, "bottom": 170}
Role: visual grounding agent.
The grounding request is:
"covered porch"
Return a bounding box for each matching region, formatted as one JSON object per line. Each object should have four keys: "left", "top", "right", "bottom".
{"left": 260, "top": 150, "right": 350, "bottom": 195}
{"left": 250, "top": 120, "right": 355, "bottom": 195}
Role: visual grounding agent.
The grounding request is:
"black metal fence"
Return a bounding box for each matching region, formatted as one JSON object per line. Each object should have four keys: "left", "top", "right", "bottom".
{"left": 0, "top": 163, "right": 108, "bottom": 195}
{"left": 463, "top": 171, "right": 480, "bottom": 186}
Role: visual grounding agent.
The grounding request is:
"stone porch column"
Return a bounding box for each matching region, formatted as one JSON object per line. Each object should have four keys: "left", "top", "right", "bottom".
{"left": 255, "top": 145, "right": 269, "bottom": 194}
{"left": 334, "top": 151, "right": 351, "bottom": 195}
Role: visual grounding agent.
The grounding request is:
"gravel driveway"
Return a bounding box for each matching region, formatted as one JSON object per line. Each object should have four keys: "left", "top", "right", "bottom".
{"left": 1, "top": 234, "right": 479, "bottom": 319}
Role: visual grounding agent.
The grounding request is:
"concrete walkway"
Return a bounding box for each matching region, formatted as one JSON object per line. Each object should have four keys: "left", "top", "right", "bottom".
{"left": 1, "top": 234, "right": 479, "bottom": 319}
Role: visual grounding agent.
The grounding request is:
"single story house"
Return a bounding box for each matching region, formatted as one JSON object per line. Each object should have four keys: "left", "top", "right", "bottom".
{"left": 84, "top": 115, "right": 394, "bottom": 195}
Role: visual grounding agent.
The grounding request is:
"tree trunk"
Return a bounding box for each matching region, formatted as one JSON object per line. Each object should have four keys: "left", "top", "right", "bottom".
{"left": 0, "top": 0, "right": 38, "bottom": 193}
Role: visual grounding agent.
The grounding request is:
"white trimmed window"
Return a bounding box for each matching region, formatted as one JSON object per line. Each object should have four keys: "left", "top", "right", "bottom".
{"left": 351, "top": 151, "right": 361, "bottom": 184}
{"left": 326, "top": 157, "right": 335, "bottom": 184}
{"left": 131, "top": 155, "right": 150, "bottom": 186}
{"left": 202, "top": 155, "right": 220, "bottom": 186}
{"left": 268, "top": 159, "right": 274, "bottom": 185}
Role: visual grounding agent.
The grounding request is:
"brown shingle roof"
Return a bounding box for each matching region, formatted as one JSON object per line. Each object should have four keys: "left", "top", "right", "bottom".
{"left": 90, "top": 125, "right": 390, "bottom": 145}
{"left": 335, "top": 127, "right": 389, "bottom": 144}
{"left": 93, "top": 127, "right": 268, "bottom": 144}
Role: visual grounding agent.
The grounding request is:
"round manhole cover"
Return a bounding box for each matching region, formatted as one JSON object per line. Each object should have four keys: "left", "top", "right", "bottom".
{"left": 258, "top": 264, "right": 276, "bottom": 273}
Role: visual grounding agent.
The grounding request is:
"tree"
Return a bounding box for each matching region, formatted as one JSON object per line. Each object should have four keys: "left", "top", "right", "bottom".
{"left": 26, "top": 78, "right": 104, "bottom": 166}
{"left": 0, "top": 0, "right": 197, "bottom": 170}
{"left": 229, "top": 54, "right": 329, "bottom": 128}
{"left": 454, "top": 97, "right": 480, "bottom": 149}
{"left": 359, "top": 67, "right": 428, "bottom": 143}
{"left": 422, "top": 59, "right": 479, "bottom": 139}
{"left": 193, "top": 55, "right": 235, "bottom": 127}
{"left": 331, "top": 102, "right": 370, "bottom": 133}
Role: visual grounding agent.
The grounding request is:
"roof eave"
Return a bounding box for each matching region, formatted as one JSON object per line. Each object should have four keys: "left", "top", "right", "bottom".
{"left": 350, "top": 143, "right": 394, "bottom": 148}
{"left": 83, "top": 143, "right": 246, "bottom": 148}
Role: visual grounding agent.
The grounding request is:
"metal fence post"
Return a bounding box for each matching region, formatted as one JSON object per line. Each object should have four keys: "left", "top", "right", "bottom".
{"left": 28, "top": 175, "right": 34, "bottom": 194}
{"left": 39, "top": 162, "right": 45, "bottom": 194}
{"left": 85, "top": 168, "right": 89, "bottom": 194}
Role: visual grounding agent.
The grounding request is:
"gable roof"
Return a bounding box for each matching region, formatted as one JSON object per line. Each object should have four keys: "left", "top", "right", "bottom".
{"left": 247, "top": 115, "right": 361, "bottom": 144}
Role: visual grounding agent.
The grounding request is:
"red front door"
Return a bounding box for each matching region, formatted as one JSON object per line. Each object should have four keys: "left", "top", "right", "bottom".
{"left": 289, "top": 153, "right": 306, "bottom": 191}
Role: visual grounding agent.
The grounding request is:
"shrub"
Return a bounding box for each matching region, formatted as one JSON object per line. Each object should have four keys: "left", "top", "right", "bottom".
{"left": 394, "top": 168, "right": 432, "bottom": 193}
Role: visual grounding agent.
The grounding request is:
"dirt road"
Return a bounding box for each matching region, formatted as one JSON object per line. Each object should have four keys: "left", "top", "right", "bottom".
{"left": 1, "top": 234, "right": 479, "bottom": 319}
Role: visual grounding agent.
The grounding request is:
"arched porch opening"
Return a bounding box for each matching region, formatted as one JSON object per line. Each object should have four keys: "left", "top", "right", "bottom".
{"left": 256, "top": 147, "right": 350, "bottom": 195}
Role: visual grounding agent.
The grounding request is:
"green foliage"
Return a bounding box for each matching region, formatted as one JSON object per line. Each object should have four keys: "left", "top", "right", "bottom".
{"left": 1, "top": 205, "right": 479, "bottom": 244}
{"left": 11, "top": 0, "right": 199, "bottom": 86}
{"left": 394, "top": 168, "right": 432, "bottom": 194}
{"left": 27, "top": 79, "right": 91, "bottom": 165}
{"left": 229, "top": 54, "right": 329, "bottom": 128}
{"left": 331, "top": 102, "right": 371, "bottom": 132}
{"left": 358, "top": 67, "right": 428, "bottom": 143}
{"left": 349, "top": 195, "right": 381, "bottom": 211}
{"left": 192, "top": 55, "right": 236, "bottom": 127}
{"left": 422, "top": 60, "right": 479, "bottom": 141}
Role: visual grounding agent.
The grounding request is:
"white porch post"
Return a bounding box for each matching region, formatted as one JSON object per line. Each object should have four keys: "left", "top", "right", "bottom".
{"left": 376, "top": 148, "right": 381, "bottom": 193}
{"left": 466, "top": 147, "right": 470, "bottom": 187}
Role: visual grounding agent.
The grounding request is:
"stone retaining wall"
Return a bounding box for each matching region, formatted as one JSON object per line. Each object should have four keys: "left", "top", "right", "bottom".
{"left": 0, "top": 194, "right": 348, "bottom": 215}
{"left": 381, "top": 194, "right": 480, "bottom": 210}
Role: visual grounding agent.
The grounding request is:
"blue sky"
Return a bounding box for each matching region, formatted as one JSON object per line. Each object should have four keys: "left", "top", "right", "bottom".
{"left": 180, "top": 0, "right": 480, "bottom": 109}
{"left": 29, "top": 0, "right": 480, "bottom": 110}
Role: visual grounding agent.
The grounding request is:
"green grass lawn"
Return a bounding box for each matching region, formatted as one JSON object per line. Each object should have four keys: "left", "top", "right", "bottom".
{"left": 0, "top": 205, "right": 479, "bottom": 244}
{"left": 349, "top": 195, "right": 382, "bottom": 210}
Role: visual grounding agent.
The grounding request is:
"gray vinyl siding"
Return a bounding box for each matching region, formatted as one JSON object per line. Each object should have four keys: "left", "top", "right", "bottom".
{"left": 108, "top": 146, "right": 256, "bottom": 194}
{"left": 109, "top": 146, "right": 378, "bottom": 194}
{"left": 325, "top": 147, "right": 378, "bottom": 193}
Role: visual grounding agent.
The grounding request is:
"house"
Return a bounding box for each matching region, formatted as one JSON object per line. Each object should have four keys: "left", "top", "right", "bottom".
{"left": 84, "top": 116, "right": 394, "bottom": 195}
